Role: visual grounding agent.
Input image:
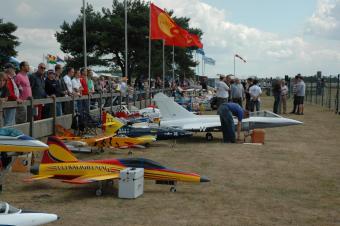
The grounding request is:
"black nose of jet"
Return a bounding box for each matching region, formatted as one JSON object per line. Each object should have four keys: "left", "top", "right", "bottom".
{"left": 30, "top": 165, "right": 39, "bottom": 175}
{"left": 200, "top": 176, "right": 210, "bottom": 182}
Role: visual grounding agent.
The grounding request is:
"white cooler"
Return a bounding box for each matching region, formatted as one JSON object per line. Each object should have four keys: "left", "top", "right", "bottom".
{"left": 118, "top": 168, "right": 144, "bottom": 199}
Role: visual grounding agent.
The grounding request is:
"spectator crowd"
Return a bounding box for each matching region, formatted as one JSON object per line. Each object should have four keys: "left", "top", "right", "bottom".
{"left": 0, "top": 61, "right": 130, "bottom": 126}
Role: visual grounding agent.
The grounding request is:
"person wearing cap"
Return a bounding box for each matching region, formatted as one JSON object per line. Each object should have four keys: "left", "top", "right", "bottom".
{"left": 3, "top": 63, "right": 22, "bottom": 126}
{"left": 15, "top": 61, "right": 32, "bottom": 123}
{"left": 216, "top": 75, "right": 229, "bottom": 109}
{"left": 45, "top": 69, "right": 62, "bottom": 117}
{"left": 29, "top": 63, "right": 47, "bottom": 120}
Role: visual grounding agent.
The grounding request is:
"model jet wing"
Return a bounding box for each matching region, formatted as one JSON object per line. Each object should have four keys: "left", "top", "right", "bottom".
{"left": 182, "top": 122, "right": 221, "bottom": 131}
{"left": 61, "top": 173, "right": 120, "bottom": 184}
{"left": 25, "top": 175, "right": 54, "bottom": 182}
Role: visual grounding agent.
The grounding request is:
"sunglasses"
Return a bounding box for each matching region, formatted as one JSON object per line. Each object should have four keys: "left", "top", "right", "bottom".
{"left": 39, "top": 67, "right": 46, "bottom": 69}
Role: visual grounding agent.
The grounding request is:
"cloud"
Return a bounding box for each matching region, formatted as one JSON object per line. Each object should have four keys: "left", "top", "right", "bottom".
{"left": 2, "top": 0, "right": 340, "bottom": 76}
{"left": 14, "top": 28, "right": 64, "bottom": 67}
{"left": 153, "top": 0, "right": 340, "bottom": 76}
{"left": 305, "top": 0, "right": 340, "bottom": 38}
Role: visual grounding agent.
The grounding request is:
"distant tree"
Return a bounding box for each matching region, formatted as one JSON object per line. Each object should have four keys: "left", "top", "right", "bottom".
{"left": 0, "top": 19, "right": 20, "bottom": 69}
{"left": 56, "top": 0, "right": 203, "bottom": 84}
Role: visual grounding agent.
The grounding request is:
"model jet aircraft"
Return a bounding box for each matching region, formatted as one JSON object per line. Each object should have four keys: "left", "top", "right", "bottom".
{"left": 0, "top": 128, "right": 48, "bottom": 153}
{"left": 154, "top": 93, "right": 303, "bottom": 140}
{"left": 0, "top": 202, "right": 59, "bottom": 226}
{"left": 55, "top": 125, "right": 156, "bottom": 151}
{"left": 0, "top": 128, "right": 49, "bottom": 191}
{"left": 102, "top": 112, "right": 193, "bottom": 140}
{"left": 26, "top": 137, "right": 209, "bottom": 195}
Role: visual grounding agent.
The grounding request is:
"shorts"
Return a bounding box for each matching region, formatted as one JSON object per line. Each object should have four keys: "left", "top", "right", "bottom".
{"left": 296, "top": 96, "right": 304, "bottom": 105}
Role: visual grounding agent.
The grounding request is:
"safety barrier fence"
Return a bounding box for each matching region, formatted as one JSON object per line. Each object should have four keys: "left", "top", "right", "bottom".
{"left": 302, "top": 75, "right": 340, "bottom": 114}
{"left": 0, "top": 89, "right": 172, "bottom": 138}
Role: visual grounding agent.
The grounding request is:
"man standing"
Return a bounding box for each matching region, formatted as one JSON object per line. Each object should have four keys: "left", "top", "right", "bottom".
{"left": 296, "top": 75, "right": 305, "bottom": 115}
{"left": 4, "top": 63, "right": 22, "bottom": 126}
{"left": 119, "top": 76, "right": 128, "bottom": 103}
{"left": 272, "top": 80, "right": 281, "bottom": 114}
{"left": 15, "top": 61, "right": 32, "bottom": 123}
{"left": 216, "top": 75, "right": 229, "bottom": 109}
{"left": 290, "top": 75, "right": 298, "bottom": 114}
{"left": 231, "top": 78, "right": 244, "bottom": 107}
{"left": 29, "top": 63, "right": 47, "bottom": 120}
{"left": 245, "top": 78, "right": 253, "bottom": 111}
{"left": 72, "top": 69, "right": 83, "bottom": 114}
{"left": 79, "top": 68, "right": 89, "bottom": 115}
{"left": 63, "top": 67, "right": 74, "bottom": 114}
{"left": 55, "top": 64, "right": 67, "bottom": 116}
{"left": 249, "top": 80, "right": 262, "bottom": 112}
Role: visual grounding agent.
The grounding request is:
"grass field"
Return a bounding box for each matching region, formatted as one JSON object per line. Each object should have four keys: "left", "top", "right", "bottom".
{"left": 2, "top": 97, "right": 340, "bottom": 226}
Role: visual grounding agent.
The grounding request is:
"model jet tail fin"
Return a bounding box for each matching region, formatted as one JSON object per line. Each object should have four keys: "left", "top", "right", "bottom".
{"left": 153, "top": 93, "right": 197, "bottom": 120}
{"left": 42, "top": 136, "right": 79, "bottom": 164}
{"left": 55, "top": 124, "right": 76, "bottom": 137}
{"left": 102, "top": 112, "right": 125, "bottom": 134}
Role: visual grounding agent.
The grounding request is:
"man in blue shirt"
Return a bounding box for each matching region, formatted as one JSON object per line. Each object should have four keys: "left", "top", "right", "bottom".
{"left": 226, "top": 102, "right": 244, "bottom": 141}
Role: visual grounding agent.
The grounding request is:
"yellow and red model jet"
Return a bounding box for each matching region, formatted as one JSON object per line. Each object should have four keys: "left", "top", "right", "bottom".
{"left": 26, "top": 137, "right": 209, "bottom": 195}
{"left": 55, "top": 125, "right": 156, "bottom": 151}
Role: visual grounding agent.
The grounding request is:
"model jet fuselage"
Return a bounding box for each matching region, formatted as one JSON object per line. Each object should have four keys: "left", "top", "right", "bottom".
{"left": 0, "top": 202, "right": 59, "bottom": 226}
{"left": 116, "top": 125, "right": 193, "bottom": 140}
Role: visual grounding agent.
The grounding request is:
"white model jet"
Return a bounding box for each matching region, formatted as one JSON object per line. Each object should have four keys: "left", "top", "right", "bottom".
{"left": 0, "top": 202, "right": 59, "bottom": 226}
{"left": 153, "top": 93, "right": 302, "bottom": 140}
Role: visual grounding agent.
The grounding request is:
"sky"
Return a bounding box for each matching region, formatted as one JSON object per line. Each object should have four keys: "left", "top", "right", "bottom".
{"left": 1, "top": 0, "right": 340, "bottom": 78}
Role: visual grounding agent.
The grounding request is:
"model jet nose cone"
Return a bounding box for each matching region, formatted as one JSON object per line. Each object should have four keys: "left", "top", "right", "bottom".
{"left": 30, "top": 165, "right": 39, "bottom": 175}
{"left": 200, "top": 176, "right": 210, "bottom": 183}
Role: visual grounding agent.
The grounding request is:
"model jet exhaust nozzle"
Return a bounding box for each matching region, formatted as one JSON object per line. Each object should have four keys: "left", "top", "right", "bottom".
{"left": 30, "top": 165, "right": 39, "bottom": 175}
{"left": 200, "top": 176, "right": 210, "bottom": 183}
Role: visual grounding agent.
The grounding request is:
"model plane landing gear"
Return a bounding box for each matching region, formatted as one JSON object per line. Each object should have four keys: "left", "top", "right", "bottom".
{"left": 128, "top": 150, "right": 133, "bottom": 155}
{"left": 170, "top": 186, "right": 177, "bottom": 192}
{"left": 206, "top": 133, "right": 213, "bottom": 141}
{"left": 95, "top": 188, "right": 103, "bottom": 196}
{"left": 96, "top": 182, "right": 104, "bottom": 196}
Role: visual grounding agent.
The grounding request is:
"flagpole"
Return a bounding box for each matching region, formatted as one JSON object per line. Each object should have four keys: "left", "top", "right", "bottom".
{"left": 172, "top": 45, "right": 175, "bottom": 84}
{"left": 124, "top": 0, "right": 128, "bottom": 80}
{"left": 197, "top": 52, "right": 200, "bottom": 77}
{"left": 233, "top": 55, "right": 236, "bottom": 76}
{"left": 162, "top": 39, "right": 165, "bottom": 91}
{"left": 148, "top": 2, "right": 151, "bottom": 91}
{"left": 83, "top": 0, "right": 87, "bottom": 70}
{"left": 195, "top": 51, "right": 197, "bottom": 82}
{"left": 201, "top": 54, "right": 204, "bottom": 77}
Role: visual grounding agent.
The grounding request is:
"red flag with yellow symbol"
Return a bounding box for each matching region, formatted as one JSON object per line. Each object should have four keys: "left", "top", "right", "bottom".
{"left": 150, "top": 3, "right": 186, "bottom": 47}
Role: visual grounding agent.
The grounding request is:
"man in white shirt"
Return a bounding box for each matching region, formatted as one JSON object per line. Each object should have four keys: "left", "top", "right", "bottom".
{"left": 249, "top": 79, "right": 262, "bottom": 112}
{"left": 63, "top": 67, "right": 74, "bottom": 95}
{"left": 71, "top": 69, "right": 83, "bottom": 114}
{"left": 216, "top": 75, "right": 229, "bottom": 108}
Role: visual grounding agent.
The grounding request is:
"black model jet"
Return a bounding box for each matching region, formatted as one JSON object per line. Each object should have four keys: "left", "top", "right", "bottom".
{"left": 115, "top": 125, "right": 193, "bottom": 140}
{"left": 103, "top": 112, "right": 192, "bottom": 140}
